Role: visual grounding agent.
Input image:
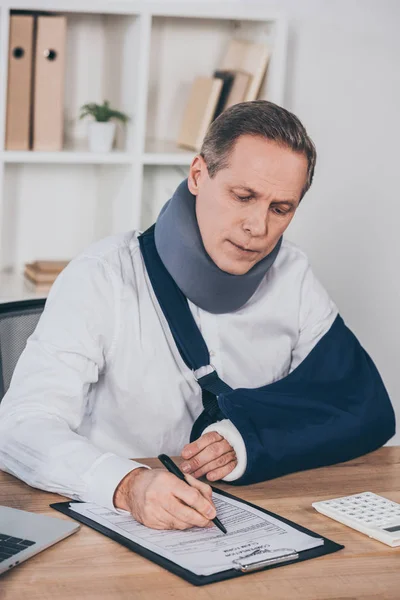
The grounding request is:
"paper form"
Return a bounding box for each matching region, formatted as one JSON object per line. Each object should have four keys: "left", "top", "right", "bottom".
{"left": 69, "top": 492, "right": 323, "bottom": 576}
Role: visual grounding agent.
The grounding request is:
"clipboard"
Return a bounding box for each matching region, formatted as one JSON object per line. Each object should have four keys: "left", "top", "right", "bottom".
{"left": 51, "top": 487, "right": 343, "bottom": 586}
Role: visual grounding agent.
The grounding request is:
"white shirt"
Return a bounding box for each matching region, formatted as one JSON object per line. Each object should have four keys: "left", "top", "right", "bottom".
{"left": 0, "top": 231, "right": 337, "bottom": 510}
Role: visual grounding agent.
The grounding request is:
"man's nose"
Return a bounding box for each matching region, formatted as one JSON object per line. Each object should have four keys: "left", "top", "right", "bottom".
{"left": 243, "top": 208, "right": 269, "bottom": 237}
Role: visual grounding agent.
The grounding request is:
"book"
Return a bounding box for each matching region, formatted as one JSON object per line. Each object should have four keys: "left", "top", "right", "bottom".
{"left": 177, "top": 76, "right": 223, "bottom": 151}
{"left": 223, "top": 70, "right": 251, "bottom": 110}
{"left": 28, "top": 260, "right": 69, "bottom": 273}
{"left": 23, "top": 278, "right": 52, "bottom": 294}
{"left": 219, "top": 39, "right": 270, "bottom": 102}
{"left": 24, "top": 267, "right": 58, "bottom": 285}
{"left": 212, "top": 70, "right": 235, "bottom": 119}
{"left": 24, "top": 260, "right": 69, "bottom": 285}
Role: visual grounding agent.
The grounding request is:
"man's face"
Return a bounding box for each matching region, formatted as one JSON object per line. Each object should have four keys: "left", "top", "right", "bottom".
{"left": 188, "top": 135, "right": 308, "bottom": 275}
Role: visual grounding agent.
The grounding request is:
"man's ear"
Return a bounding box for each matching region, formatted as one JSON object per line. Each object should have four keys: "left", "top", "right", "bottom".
{"left": 188, "top": 154, "right": 207, "bottom": 195}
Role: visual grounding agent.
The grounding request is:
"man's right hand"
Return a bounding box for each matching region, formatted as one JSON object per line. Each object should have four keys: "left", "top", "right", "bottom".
{"left": 113, "top": 467, "right": 217, "bottom": 530}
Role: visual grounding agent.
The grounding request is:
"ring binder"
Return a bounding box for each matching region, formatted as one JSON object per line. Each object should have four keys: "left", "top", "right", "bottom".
{"left": 5, "top": 14, "right": 35, "bottom": 150}
{"left": 32, "top": 15, "right": 67, "bottom": 151}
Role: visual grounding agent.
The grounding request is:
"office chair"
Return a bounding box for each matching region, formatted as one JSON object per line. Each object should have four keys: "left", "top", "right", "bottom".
{"left": 0, "top": 299, "right": 46, "bottom": 401}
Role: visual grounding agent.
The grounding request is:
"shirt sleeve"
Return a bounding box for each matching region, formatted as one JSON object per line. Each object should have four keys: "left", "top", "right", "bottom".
{"left": 0, "top": 256, "right": 147, "bottom": 511}
{"left": 290, "top": 264, "right": 339, "bottom": 372}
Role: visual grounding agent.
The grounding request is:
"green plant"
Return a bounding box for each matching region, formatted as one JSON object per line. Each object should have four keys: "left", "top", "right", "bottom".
{"left": 79, "top": 100, "right": 129, "bottom": 124}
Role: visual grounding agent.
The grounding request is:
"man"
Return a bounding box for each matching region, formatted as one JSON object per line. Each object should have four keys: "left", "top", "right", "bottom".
{"left": 0, "top": 101, "right": 395, "bottom": 532}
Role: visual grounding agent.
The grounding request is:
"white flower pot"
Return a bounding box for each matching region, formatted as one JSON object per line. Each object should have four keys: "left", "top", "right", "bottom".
{"left": 88, "top": 121, "right": 116, "bottom": 153}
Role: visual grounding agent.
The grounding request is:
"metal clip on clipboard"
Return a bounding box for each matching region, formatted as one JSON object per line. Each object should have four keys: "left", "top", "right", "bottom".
{"left": 232, "top": 547, "right": 299, "bottom": 573}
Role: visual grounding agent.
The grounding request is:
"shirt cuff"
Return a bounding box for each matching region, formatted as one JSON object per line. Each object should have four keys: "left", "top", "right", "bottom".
{"left": 202, "top": 419, "right": 247, "bottom": 482}
{"left": 85, "top": 453, "right": 150, "bottom": 511}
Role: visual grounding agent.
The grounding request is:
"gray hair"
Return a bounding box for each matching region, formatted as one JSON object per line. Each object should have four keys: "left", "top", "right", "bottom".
{"left": 200, "top": 100, "right": 317, "bottom": 200}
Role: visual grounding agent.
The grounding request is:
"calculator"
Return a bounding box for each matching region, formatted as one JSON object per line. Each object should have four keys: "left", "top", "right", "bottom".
{"left": 312, "top": 492, "right": 400, "bottom": 547}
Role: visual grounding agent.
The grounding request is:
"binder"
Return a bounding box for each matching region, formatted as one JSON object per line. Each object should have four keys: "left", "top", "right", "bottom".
{"left": 5, "top": 15, "right": 34, "bottom": 150}
{"left": 177, "top": 76, "right": 223, "bottom": 151}
{"left": 32, "top": 15, "right": 67, "bottom": 151}
{"left": 219, "top": 39, "right": 270, "bottom": 102}
{"left": 51, "top": 488, "right": 343, "bottom": 586}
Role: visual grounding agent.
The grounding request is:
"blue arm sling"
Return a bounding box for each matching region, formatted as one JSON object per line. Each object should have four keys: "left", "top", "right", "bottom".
{"left": 139, "top": 225, "right": 395, "bottom": 485}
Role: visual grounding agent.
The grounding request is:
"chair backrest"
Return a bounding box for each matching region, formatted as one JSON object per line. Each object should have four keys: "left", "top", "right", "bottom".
{"left": 0, "top": 299, "right": 46, "bottom": 401}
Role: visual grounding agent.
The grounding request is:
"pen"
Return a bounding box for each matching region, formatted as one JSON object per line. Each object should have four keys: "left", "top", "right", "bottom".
{"left": 157, "top": 453, "right": 227, "bottom": 534}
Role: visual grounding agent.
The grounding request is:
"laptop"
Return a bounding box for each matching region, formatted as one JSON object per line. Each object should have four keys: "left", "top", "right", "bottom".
{"left": 0, "top": 505, "right": 79, "bottom": 574}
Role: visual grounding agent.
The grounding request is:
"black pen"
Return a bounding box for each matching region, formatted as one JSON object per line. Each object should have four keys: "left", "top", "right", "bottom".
{"left": 157, "top": 453, "right": 227, "bottom": 534}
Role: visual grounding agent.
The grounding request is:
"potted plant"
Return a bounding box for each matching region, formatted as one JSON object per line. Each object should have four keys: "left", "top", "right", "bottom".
{"left": 79, "top": 100, "right": 129, "bottom": 153}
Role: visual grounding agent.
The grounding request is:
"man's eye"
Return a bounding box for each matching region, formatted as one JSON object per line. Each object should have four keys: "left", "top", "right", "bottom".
{"left": 235, "top": 195, "right": 252, "bottom": 202}
{"left": 272, "top": 207, "right": 289, "bottom": 216}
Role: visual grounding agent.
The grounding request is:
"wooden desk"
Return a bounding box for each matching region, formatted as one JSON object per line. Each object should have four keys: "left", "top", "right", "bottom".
{"left": 1, "top": 448, "right": 399, "bottom": 599}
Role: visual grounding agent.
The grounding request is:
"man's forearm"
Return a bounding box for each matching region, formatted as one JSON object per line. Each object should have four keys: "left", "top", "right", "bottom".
{"left": 0, "top": 409, "right": 141, "bottom": 510}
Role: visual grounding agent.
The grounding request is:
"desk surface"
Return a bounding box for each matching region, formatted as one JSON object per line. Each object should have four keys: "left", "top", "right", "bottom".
{"left": 1, "top": 448, "right": 399, "bottom": 599}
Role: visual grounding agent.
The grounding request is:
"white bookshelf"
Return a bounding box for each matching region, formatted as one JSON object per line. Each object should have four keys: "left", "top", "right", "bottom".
{"left": 0, "top": 0, "right": 287, "bottom": 302}
{"left": 2, "top": 149, "right": 136, "bottom": 163}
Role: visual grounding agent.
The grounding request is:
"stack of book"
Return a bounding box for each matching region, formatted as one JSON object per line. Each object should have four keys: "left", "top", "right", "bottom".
{"left": 5, "top": 12, "right": 67, "bottom": 151}
{"left": 177, "top": 39, "right": 270, "bottom": 151}
{"left": 24, "top": 260, "right": 69, "bottom": 292}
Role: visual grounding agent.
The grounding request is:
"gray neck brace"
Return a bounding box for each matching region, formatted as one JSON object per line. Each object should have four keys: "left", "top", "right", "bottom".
{"left": 154, "top": 179, "right": 282, "bottom": 314}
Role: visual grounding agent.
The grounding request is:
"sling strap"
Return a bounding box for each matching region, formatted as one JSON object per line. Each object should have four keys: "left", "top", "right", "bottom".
{"left": 139, "top": 225, "right": 231, "bottom": 424}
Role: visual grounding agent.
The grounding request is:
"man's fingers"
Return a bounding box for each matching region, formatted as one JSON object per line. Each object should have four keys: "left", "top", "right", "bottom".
{"left": 191, "top": 451, "right": 237, "bottom": 479}
{"left": 158, "top": 508, "right": 196, "bottom": 530}
{"left": 165, "top": 497, "right": 212, "bottom": 528}
{"left": 181, "top": 431, "right": 223, "bottom": 460}
{"left": 205, "top": 460, "right": 237, "bottom": 482}
{"left": 185, "top": 472, "right": 213, "bottom": 501}
{"left": 181, "top": 439, "right": 232, "bottom": 474}
{"left": 173, "top": 478, "right": 216, "bottom": 520}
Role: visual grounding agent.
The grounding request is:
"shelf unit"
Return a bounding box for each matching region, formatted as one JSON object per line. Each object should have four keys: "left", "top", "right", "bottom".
{"left": 0, "top": 0, "right": 287, "bottom": 301}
